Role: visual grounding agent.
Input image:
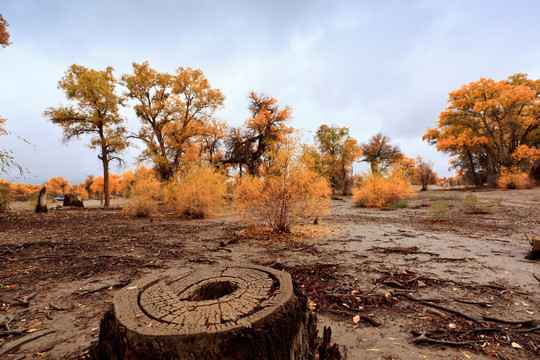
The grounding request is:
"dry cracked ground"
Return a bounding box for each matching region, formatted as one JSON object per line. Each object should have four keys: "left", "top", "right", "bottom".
{"left": 0, "top": 187, "right": 539, "bottom": 360}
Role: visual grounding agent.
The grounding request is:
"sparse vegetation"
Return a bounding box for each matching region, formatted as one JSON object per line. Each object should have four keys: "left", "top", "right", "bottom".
{"left": 462, "top": 194, "right": 479, "bottom": 211}
{"left": 389, "top": 200, "right": 408, "bottom": 209}
{"left": 429, "top": 200, "right": 449, "bottom": 220}
{"left": 429, "top": 194, "right": 459, "bottom": 201}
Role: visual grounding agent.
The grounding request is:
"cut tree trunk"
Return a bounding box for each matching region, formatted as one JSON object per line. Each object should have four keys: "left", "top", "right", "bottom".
{"left": 35, "top": 187, "right": 47, "bottom": 213}
{"left": 63, "top": 194, "right": 84, "bottom": 207}
{"left": 91, "top": 264, "right": 319, "bottom": 360}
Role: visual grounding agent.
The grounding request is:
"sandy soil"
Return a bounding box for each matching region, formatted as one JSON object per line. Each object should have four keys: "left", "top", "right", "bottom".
{"left": 0, "top": 187, "right": 539, "bottom": 359}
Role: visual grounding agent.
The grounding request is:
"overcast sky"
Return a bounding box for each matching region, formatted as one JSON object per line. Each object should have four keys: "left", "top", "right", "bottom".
{"left": 1, "top": 0, "right": 540, "bottom": 184}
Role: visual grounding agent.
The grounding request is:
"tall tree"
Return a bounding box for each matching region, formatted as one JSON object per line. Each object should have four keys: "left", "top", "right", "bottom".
{"left": 0, "top": 14, "right": 19, "bottom": 175}
{"left": 424, "top": 74, "right": 540, "bottom": 185}
{"left": 309, "top": 125, "right": 362, "bottom": 195}
{"left": 0, "top": 13, "right": 10, "bottom": 48}
{"left": 121, "top": 62, "right": 225, "bottom": 180}
{"left": 44, "top": 65, "right": 127, "bottom": 207}
{"left": 224, "top": 92, "right": 292, "bottom": 176}
{"left": 412, "top": 156, "right": 437, "bottom": 191}
{"left": 361, "top": 132, "right": 402, "bottom": 175}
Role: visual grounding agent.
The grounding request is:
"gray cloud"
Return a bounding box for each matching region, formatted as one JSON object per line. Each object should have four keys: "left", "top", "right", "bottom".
{"left": 1, "top": 0, "right": 540, "bottom": 183}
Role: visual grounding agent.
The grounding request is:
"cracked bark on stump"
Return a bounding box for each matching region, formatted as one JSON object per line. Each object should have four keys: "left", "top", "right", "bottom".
{"left": 91, "top": 264, "right": 319, "bottom": 360}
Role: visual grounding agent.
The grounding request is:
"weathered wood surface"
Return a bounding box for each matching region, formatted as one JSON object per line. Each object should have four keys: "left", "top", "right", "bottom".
{"left": 92, "top": 264, "right": 317, "bottom": 360}
{"left": 63, "top": 193, "right": 84, "bottom": 207}
{"left": 35, "top": 187, "right": 47, "bottom": 213}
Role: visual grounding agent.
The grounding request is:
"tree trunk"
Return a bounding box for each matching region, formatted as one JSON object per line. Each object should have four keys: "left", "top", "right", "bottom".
{"left": 103, "top": 156, "right": 110, "bottom": 208}
{"left": 35, "top": 187, "right": 47, "bottom": 213}
{"left": 92, "top": 265, "right": 319, "bottom": 360}
{"left": 63, "top": 194, "right": 84, "bottom": 207}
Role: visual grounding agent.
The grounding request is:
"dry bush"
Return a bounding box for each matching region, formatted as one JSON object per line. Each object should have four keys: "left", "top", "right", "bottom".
{"left": 497, "top": 167, "right": 535, "bottom": 189}
{"left": 352, "top": 167, "right": 414, "bottom": 208}
{"left": 125, "top": 168, "right": 162, "bottom": 217}
{"left": 165, "top": 164, "right": 226, "bottom": 218}
{"left": 234, "top": 140, "right": 331, "bottom": 233}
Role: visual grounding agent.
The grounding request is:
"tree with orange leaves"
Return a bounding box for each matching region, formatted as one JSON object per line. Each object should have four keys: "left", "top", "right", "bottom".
{"left": 424, "top": 74, "right": 539, "bottom": 185}
{"left": 90, "top": 174, "right": 122, "bottom": 202}
{"left": 0, "top": 12, "right": 10, "bottom": 48}
{"left": 224, "top": 92, "right": 293, "bottom": 176}
{"left": 412, "top": 156, "right": 437, "bottom": 191}
{"left": 46, "top": 177, "right": 71, "bottom": 196}
{"left": 122, "top": 62, "right": 225, "bottom": 180}
{"left": 44, "top": 65, "right": 127, "bottom": 207}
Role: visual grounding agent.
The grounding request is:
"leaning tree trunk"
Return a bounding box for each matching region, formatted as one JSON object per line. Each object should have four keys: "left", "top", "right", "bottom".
{"left": 91, "top": 264, "right": 318, "bottom": 360}
{"left": 35, "top": 187, "right": 47, "bottom": 213}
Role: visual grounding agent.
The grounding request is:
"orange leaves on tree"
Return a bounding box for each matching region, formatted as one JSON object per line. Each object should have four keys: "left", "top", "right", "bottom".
{"left": 423, "top": 73, "right": 540, "bottom": 185}
{"left": 46, "top": 177, "right": 71, "bottom": 196}
{"left": 0, "top": 13, "right": 10, "bottom": 48}
{"left": 233, "top": 136, "right": 331, "bottom": 233}
{"left": 353, "top": 167, "right": 414, "bottom": 208}
{"left": 165, "top": 164, "right": 227, "bottom": 218}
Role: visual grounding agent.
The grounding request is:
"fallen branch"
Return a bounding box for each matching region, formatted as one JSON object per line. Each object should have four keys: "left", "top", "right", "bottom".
{"left": 0, "top": 330, "right": 25, "bottom": 337}
{"left": 454, "top": 298, "right": 493, "bottom": 307}
{"left": 533, "top": 274, "right": 540, "bottom": 283}
{"left": 481, "top": 316, "right": 537, "bottom": 326}
{"left": 77, "top": 280, "right": 130, "bottom": 297}
{"left": 327, "top": 308, "right": 381, "bottom": 327}
{"left": 517, "top": 325, "right": 540, "bottom": 333}
{"left": 412, "top": 332, "right": 477, "bottom": 347}
{"left": 48, "top": 302, "right": 72, "bottom": 311}
{"left": 367, "top": 246, "right": 439, "bottom": 256}
{"left": 393, "top": 292, "right": 482, "bottom": 324}
{"left": 0, "top": 329, "right": 55, "bottom": 357}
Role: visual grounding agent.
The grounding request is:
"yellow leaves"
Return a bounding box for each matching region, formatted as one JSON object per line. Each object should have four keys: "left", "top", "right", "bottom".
{"left": 497, "top": 167, "right": 535, "bottom": 189}
{"left": 165, "top": 164, "right": 226, "bottom": 218}
{"left": 233, "top": 137, "right": 331, "bottom": 232}
{"left": 352, "top": 167, "right": 414, "bottom": 208}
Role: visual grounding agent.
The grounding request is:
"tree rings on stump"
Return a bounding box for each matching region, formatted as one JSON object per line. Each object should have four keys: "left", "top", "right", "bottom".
{"left": 92, "top": 264, "right": 317, "bottom": 360}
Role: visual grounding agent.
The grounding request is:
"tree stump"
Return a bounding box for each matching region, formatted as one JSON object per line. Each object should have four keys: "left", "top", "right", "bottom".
{"left": 35, "top": 187, "right": 47, "bottom": 213}
{"left": 92, "top": 264, "right": 317, "bottom": 360}
{"left": 63, "top": 193, "right": 84, "bottom": 207}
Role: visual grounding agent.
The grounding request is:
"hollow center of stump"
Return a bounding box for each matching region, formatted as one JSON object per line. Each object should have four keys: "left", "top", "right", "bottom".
{"left": 188, "top": 280, "right": 238, "bottom": 301}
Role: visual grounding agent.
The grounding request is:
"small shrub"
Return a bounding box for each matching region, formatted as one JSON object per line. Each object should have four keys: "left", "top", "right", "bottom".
{"left": 0, "top": 192, "right": 9, "bottom": 212}
{"left": 487, "top": 198, "right": 504, "bottom": 213}
{"left": 429, "top": 200, "right": 449, "bottom": 220}
{"left": 352, "top": 168, "right": 414, "bottom": 208}
{"left": 492, "top": 198, "right": 503, "bottom": 206}
{"left": 497, "top": 167, "right": 535, "bottom": 189}
{"left": 234, "top": 139, "right": 331, "bottom": 233}
{"left": 125, "top": 168, "right": 162, "bottom": 217}
{"left": 165, "top": 164, "right": 226, "bottom": 219}
{"left": 462, "top": 194, "right": 478, "bottom": 211}
{"left": 129, "top": 197, "right": 158, "bottom": 217}
{"left": 429, "top": 194, "right": 458, "bottom": 201}
{"left": 389, "top": 200, "right": 408, "bottom": 209}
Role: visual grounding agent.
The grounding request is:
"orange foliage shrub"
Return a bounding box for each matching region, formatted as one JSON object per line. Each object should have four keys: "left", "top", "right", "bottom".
{"left": 165, "top": 164, "right": 226, "bottom": 218}
{"left": 46, "top": 177, "right": 70, "bottom": 196}
{"left": 125, "top": 168, "right": 162, "bottom": 217}
{"left": 353, "top": 168, "right": 414, "bottom": 208}
{"left": 233, "top": 140, "right": 331, "bottom": 232}
{"left": 90, "top": 174, "right": 122, "bottom": 199}
{"left": 497, "top": 167, "right": 535, "bottom": 189}
{"left": 70, "top": 184, "right": 89, "bottom": 200}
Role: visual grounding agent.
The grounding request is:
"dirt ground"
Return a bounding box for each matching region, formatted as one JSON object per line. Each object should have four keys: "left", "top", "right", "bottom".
{"left": 0, "top": 187, "right": 539, "bottom": 359}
